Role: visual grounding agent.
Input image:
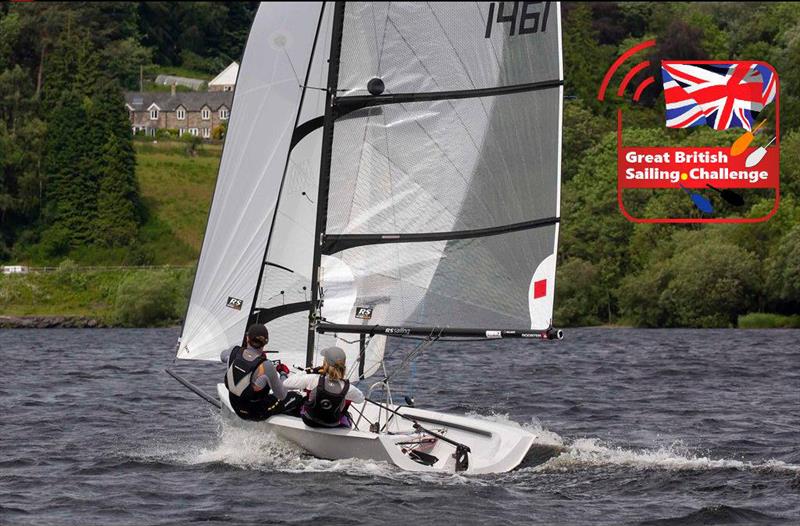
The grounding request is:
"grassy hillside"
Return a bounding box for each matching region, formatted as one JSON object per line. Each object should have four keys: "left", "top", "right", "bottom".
{"left": 0, "top": 262, "right": 192, "bottom": 325}
{"left": 0, "top": 140, "right": 217, "bottom": 325}
{"left": 136, "top": 139, "right": 220, "bottom": 265}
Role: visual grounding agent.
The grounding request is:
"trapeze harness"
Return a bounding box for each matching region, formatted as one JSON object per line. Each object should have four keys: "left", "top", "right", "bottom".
{"left": 224, "top": 346, "right": 280, "bottom": 421}
{"left": 301, "top": 376, "right": 351, "bottom": 428}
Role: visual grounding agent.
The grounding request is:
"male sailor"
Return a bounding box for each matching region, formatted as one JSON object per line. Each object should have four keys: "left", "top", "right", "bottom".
{"left": 220, "top": 323, "right": 292, "bottom": 421}
{"left": 283, "top": 346, "right": 365, "bottom": 428}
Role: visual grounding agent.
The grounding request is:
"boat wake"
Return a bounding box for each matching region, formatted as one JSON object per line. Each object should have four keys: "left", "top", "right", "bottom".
{"left": 132, "top": 412, "right": 800, "bottom": 482}
{"left": 525, "top": 436, "right": 800, "bottom": 476}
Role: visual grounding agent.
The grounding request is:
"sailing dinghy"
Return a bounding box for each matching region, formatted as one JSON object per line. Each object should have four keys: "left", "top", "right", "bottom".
{"left": 174, "top": 1, "right": 564, "bottom": 474}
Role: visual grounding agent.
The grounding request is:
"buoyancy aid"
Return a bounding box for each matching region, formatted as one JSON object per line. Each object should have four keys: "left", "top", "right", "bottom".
{"left": 301, "top": 376, "right": 350, "bottom": 428}
{"left": 224, "top": 346, "right": 279, "bottom": 421}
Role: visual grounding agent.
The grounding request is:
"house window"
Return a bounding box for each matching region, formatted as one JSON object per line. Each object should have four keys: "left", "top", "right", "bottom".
{"left": 201, "top": 108, "right": 210, "bottom": 120}
{"left": 223, "top": 86, "right": 232, "bottom": 92}
{"left": 178, "top": 128, "right": 186, "bottom": 137}
{"left": 202, "top": 128, "right": 211, "bottom": 139}
{"left": 219, "top": 108, "right": 229, "bottom": 120}
{"left": 190, "top": 128, "right": 199, "bottom": 136}
{"left": 149, "top": 108, "right": 159, "bottom": 120}
{"left": 147, "top": 128, "right": 157, "bottom": 137}
{"left": 176, "top": 108, "right": 186, "bottom": 120}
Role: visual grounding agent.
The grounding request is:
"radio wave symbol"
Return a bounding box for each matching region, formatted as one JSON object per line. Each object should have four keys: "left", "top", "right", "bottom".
{"left": 597, "top": 39, "right": 657, "bottom": 102}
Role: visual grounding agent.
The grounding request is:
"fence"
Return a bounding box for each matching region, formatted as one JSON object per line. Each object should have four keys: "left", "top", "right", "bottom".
{"left": 4, "top": 265, "right": 194, "bottom": 274}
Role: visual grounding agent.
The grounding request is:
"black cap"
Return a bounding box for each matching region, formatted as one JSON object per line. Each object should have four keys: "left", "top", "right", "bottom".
{"left": 246, "top": 324, "right": 269, "bottom": 347}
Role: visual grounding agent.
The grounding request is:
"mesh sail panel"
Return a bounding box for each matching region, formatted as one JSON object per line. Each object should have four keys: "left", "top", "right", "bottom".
{"left": 327, "top": 90, "right": 560, "bottom": 234}
{"left": 319, "top": 2, "right": 563, "bottom": 332}
{"left": 323, "top": 226, "right": 557, "bottom": 329}
{"left": 338, "top": 2, "right": 560, "bottom": 95}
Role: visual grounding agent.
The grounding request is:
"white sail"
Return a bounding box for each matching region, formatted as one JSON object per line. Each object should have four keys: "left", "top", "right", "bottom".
{"left": 178, "top": 3, "right": 325, "bottom": 361}
{"left": 180, "top": 1, "right": 562, "bottom": 368}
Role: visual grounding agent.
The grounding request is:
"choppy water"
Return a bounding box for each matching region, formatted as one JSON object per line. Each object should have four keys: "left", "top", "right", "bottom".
{"left": 1, "top": 328, "right": 798, "bottom": 525}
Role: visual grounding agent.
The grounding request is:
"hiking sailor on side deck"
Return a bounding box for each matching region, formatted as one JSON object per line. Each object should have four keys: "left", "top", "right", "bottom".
{"left": 220, "top": 323, "right": 290, "bottom": 421}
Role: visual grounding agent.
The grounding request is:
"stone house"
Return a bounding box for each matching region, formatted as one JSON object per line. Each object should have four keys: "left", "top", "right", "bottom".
{"left": 125, "top": 90, "right": 233, "bottom": 139}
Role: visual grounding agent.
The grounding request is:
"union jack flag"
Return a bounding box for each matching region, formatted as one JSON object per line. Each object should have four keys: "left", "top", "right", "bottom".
{"left": 662, "top": 62, "right": 776, "bottom": 131}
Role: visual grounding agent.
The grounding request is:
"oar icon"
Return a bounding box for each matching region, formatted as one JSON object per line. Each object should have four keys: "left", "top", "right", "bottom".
{"left": 679, "top": 183, "right": 714, "bottom": 214}
{"left": 730, "top": 120, "right": 766, "bottom": 157}
{"left": 706, "top": 184, "right": 744, "bottom": 206}
{"left": 745, "top": 137, "right": 776, "bottom": 168}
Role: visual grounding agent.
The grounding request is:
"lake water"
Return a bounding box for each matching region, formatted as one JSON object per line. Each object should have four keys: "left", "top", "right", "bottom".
{"left": 1, "top": 328, "right": 798, "bottom": 525}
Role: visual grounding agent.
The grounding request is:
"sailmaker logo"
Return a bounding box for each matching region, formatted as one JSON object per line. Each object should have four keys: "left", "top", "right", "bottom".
{"left": 598, "top": 40, "right": 780, "bottom": 223}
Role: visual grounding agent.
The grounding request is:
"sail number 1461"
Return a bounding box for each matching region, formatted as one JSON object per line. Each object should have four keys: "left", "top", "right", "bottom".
{"left": 485, "top": 2, "right": 551, "bottom": 38}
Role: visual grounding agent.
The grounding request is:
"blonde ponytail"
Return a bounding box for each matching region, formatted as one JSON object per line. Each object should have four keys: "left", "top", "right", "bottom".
{"left": 323, "top": 358, "right": 346, "bottom": 381}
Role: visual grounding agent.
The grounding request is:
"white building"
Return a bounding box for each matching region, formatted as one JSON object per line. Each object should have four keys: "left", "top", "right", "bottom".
{"left": 208, "top": 62, "right": 239, "bottom": 92}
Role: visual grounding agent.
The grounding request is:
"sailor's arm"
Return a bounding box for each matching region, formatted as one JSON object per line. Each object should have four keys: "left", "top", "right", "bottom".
{"left": 220, "top": 348, "right": 232, "bottom": 363}
{"left": 253, "top": 361, "right": 287, "bottom": 399}
{"left": 345, "top": 384, "right": 365, "bottom": 404}
{"left": 282, "top": 373, "right": 316, "bottom": 391}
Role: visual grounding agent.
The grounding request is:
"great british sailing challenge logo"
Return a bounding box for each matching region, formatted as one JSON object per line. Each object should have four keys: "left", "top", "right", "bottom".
{"left": 598, "top": 40, "right": 780, "bottom": 223}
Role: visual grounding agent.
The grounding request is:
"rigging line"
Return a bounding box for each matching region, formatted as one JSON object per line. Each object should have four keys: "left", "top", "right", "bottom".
{"left": 384, "top": 330, "right": 439, "bottom": 384}
{"left": 377, "top": 2, "right": 391, "bottom": 77}
{"left": 281, "top": 47, "right": 302, "bottom": 88}
{"left": 369, "top": 2, "right": 381, "bottom": 77}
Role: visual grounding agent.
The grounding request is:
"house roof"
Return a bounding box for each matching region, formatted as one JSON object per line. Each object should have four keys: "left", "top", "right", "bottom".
{"left": 208, "top": 62, "right": 239, "bottom": 87}
{"left": 154, "top": 74, "right": 206, "bottom": 90}
{"left": 124, "top": 91, "right": 233, "bottom": 112}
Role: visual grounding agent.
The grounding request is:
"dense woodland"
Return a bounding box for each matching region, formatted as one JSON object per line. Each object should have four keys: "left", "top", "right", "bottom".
{"left": 0, "top": 2, "right": 258, "bottom": 265}
{"left": 0, "top": 2, "right": 798, "bottom": 327}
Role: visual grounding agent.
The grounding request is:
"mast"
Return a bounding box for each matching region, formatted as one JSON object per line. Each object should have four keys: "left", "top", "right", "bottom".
{"left": 307, "top": 1, "right": 346, "bottom": 367}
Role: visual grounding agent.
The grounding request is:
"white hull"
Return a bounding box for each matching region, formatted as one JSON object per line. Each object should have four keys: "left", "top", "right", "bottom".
{"left": 216, "top": 384, "right": 535, "bottom": 474}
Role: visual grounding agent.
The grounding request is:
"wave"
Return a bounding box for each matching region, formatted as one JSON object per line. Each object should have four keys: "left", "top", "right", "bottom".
{"left": 639, "top": 504, "right": 794, "bottom": 525}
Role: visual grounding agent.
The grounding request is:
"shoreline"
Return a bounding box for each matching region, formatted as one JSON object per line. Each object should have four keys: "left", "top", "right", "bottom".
{"left": 0, "top": 315, "right": 108, "bottom": 329}
{"left": 1, "top": 316, "right": 796, "bottom": 330}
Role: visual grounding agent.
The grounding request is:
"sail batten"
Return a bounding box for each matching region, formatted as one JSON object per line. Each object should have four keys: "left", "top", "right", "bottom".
{"left": 335, "top": 78, "right": 564, "bottom": 112}
{"left": 322, "top": 215, "right": 560, "bottom": 254}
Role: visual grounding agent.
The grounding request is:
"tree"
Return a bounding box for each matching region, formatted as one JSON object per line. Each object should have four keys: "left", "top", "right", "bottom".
{"left": 765, "top": 225, "right": 800, "bottom": 312}
{"left": 42, "top": 93, "right": 97, "bottom": 250}
{"left": 555, "top": 258, "right": 606, "bottom": 326}
{"left": 95, "top": 132, "right": 139, "bottom": 246}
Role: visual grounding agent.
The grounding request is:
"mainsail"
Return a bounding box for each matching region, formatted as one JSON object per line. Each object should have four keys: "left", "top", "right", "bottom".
{"left": 178, "top": 2, "right": 563, "bottom": 374}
